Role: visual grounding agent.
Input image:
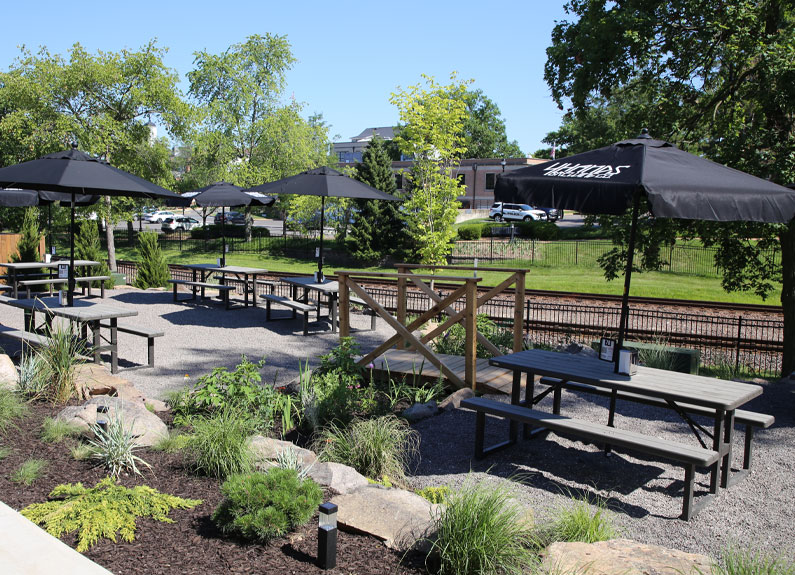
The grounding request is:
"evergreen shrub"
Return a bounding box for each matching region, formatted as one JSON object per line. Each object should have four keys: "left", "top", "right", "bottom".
{"left": 11, "top": 208, "right": 44, "bottom": 285}
{"left": 457, "top": 224, "right": 483, "bottom": 240}
{"left": 74, "top": 220, "right": 113, "bottom": 289}
{"left": 133, "top": 232, "right": 169, "bottom": 289}
{"left": 516, "top": 220, "right": 560, "bottom": 240}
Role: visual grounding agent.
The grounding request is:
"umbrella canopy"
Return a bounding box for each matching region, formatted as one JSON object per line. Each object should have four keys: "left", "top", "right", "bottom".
{"left": 170, "top": 182, "right": 274, "bottom": 266}
{"left": 0, "top": 145, "right": 179, "bottom": 305}
{"left": 495, "top": 131, "right": 795, "bottom": 370}
{"left": 246, "top": 167, "right": 401, "bottom": 278}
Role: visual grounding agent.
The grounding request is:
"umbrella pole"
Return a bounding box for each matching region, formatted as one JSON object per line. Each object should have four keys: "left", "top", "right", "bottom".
{"left": 318, "top": 196, "right": 325, "bottom": 281}
{"left": 615, "top": 190, "right": 641, "bottom": 372}
{"left": 47, "top": 204, "right": 52, "bottom": 256}
{"left": 68, "top": 193, "right": 76, "bottom": 307}
{"left": 221, "top": 206, "right": 226, "bottom": 267}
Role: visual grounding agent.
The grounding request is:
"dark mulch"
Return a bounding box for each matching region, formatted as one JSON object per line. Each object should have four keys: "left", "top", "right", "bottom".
{"left": 0, "top": 402, "right": 426, "bottom": 575}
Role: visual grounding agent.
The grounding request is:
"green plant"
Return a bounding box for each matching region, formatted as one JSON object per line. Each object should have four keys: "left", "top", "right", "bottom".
{"left": 0, "top": 444, "right": 12, "bottom": 460}
{"left": 17, "top": 353, "right": 48, "bottom": 400}
{"left": 426, "top": 476, "right": 536, "bottom": 575}
{"left": 74, "top": 220, "right": 113, "bottom": 290}
{"left": 713, "top": 547, "right": 795, "bottom": 575}
{"left": 516, "top": 219, "right": 560, "bottom": 240}
{"left": 40, "top": 417, "right": 83, "bottom": 443}
{"left": 635, "top": 337, "right": 678, "bottom": 372}
{"left": 37, "top": 320, "right": 87, "bottom": 405}
{"left": 185, "top": 407, "right": 256, "bottom": 479}
{"left": 434, "top": 314, "right": 514, "bottom": 359}
{"left": 457, "top": 224, "right": 483, "bottom": 241}
{"left": 418, "top": 485, "right": 451, "bottom": 504}
{"left": 10, "top": 208, "right": 44, "bottom": 286}
{"left": 274, "top": 446, "right": 312, "bottom": 479}
{"left": 133, "top": 231, "right": 170, "bottom": 289}
{"left": 211, "top": 468, "right": 322, "bottom": 543}
{"left": 317, "top": 337, "right": 363, "bottom": 378}
{"left": 152, "top": 431, "right": 191, "bottom": 453}
{"left": 11, "top": 458, "right": 48, "bottom": 486}
{"left": 88, "top": 410, "right": 151, "bottom": 478}
{"left": 70, "top": 443, "right": 96, "bottom": 461}
{"left": 0, "top": 388, "right": 29, "bottom": 433}
{"left": 21, "top": 477, "right": 201, "bottom": 552}
{"left": 314, "top": 415, "right": 419, "bottom": 485}
{"left": 538, "top": 495, "right": 618, "bottom": 546}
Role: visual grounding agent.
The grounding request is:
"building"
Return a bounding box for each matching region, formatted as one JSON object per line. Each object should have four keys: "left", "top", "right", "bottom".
{"left": 333, "top": 127, "right": 396, "bottom": 163}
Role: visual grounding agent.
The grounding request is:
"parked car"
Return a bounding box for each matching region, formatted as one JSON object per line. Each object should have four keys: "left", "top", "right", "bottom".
{"left": 214, "top": 211, "right": 247, "bottom": 225}
{"left": 161, "top": 216, "right": 200, "bottom": 232}
{"left": 537, "top": 207, "right": 564, "bottom": 221}
{"left": 488, "top": 202, "right": 547, "bottom": 222}
{"left": 143, "top": 210, "right": 175, "bottom": 223}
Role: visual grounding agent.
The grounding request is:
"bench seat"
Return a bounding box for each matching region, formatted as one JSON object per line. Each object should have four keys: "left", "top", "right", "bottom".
{"left": 349, "top": 296, "right": 377, "bottom": 331}
{"left": 99, "top": 322, "right": 163, "bottom": 368}
{"left": 460, "top": 396, "right": 720, "bottom": 520}
{"left": 75, "top": 275, "right": 111, "bottom": 298}
{"left": 260, "top": 294, "right": 314, "bottom": 335}
{"left": 18, "top": 278, "right": 68, "bottom": 298}
{"left": 168, "top": 279, "right": 235, "bottom": 309}
{"left": 539, "top": 377, "right": 774, "bottom": 470}
{"left": 0, "top": 325, "right": 51, "bottom": 348}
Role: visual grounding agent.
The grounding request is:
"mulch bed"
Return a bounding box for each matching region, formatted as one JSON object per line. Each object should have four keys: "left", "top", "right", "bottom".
{"left": 0, "top": 402, "right": 426, "bottom": 575}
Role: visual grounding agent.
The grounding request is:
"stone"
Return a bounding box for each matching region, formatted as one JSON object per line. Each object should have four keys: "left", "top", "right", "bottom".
{"left": 57, "top": 396, "right": 168, "bottom": 447}
{"left": 402, "top": 400, "right": 438, "bottom": 422}
{"left": 306, "top": 462, "right": 369, "bottom": 495}
{"left": 144, "top": 398, "right": 170, "bottom": 413}
{"left": 541, "top": 539, "right": 713, "bottom": 575}
{"left": 0, "top": 354, "right": 17, "bottom": 391}
{"left": 330, "top": 485, "right": 438, "bottom": 550}
{"left": 438, "top": 388, "right": 475, "bottom": 411}
{"left": 248, "top": 436, "right": 317, "bottom": 470}
{"left": 558, "top": 341, "right": 598, "bottom": 358}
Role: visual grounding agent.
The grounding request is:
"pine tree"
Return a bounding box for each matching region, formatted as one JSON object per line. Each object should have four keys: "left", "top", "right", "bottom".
{"left": 74, "top": 220, "right": 112, "bottom": 290}
{"left": 11, "top": 208, "right": 44, "bottom": 285}
{"left": 350, "top": 137, "right": 404, "bottom": 264}
{"left": 133, "top": 232, "right": 169, "bottom": 289}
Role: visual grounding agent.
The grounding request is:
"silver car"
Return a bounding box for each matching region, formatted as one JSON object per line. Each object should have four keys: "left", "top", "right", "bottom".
{"left": 161, "top": 216, "right": 200, "bottom": 231}
{"left": 489, "top": 202, "right": 547, "bottom": 222}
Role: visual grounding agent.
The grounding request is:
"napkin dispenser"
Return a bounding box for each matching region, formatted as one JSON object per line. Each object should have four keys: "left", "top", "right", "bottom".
{"left": 618, "top": 348, "right": 638, "bottom": 376}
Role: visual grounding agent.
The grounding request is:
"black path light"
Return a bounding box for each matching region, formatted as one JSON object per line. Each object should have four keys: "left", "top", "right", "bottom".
{"left": 317, "top": 502, "right": 338, "bottom": 569}
{"left": 495, "top": 129, "right": 795, "bottom": 372}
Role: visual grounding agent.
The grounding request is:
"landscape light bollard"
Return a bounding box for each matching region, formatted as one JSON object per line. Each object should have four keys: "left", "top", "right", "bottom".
{"left": 317, "top": 502, "right": 338, "bottom": 570}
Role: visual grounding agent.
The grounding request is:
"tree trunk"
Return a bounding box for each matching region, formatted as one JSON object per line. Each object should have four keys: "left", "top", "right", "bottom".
{"left": 104, "top": 195, "right": 117, "bottom": 272}
{"left": 779, "top": 220, "right": 795, "bottom": 377}
{"left": 244, "top": 205, "right": 253, "bottom": 242}
{"left": 126, "top": 220, "right": 134, "bottom": 247}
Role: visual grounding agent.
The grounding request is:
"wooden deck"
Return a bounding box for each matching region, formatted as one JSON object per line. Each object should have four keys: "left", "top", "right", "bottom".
{"left": 366, "top": 349, "right": 517, "bottom": 395}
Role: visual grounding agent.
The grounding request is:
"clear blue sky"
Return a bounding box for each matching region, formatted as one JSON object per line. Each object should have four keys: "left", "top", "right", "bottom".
{"left": 0, "top": 1, "right": 569, "bottom": 155}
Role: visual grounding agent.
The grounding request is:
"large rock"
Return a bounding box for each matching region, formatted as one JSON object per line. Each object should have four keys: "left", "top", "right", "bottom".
{"left": 0, "top": 354, "right": 16, "bottom": 391}
{"left": 57, "top": 396, "right": 168, "bottom": 447}
{"left": 402, "top": 400, "right": 438, "bottom": 422}
{"left": 248, "top": 436, "right": 317, "bottom": 470}
{"left": 541, "top": 539, "right": 713, "bottom": 575}
{"left": 438, "top": 388, "right": 475, "bottom": 411}
{"left": 306, "top": 462, "right": 369, "bottom": 495}
{"left": 330, "top": 485, "right": 438, "bottom": 550}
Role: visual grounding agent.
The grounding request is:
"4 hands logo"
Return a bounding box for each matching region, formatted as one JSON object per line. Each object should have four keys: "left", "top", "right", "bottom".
{"left": 543, "top": 162, "right": 631, "bottom": 179}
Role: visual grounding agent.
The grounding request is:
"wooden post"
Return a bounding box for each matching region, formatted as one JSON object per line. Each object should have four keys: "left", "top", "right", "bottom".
{"left": 397, "top": 265, "right": 408, "bottom": 348}
{"left": 338, "top": 272, "right": 350, "bottom": 338}
{"left": 465, "top": 278, "right": 478, "bottom": 390}
{"left": 514, "top": 271, "right": 526, "bottom": 352}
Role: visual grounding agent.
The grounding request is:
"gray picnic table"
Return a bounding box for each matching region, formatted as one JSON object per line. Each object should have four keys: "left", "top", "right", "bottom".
{"left": 281, "top": 276, "right": 339, "bottom": 333}
{"left": 178, "top": 263, "right": 268, "bottom": 308}
{"left": 0, "top": 260, "right": 99, "bottom": 298}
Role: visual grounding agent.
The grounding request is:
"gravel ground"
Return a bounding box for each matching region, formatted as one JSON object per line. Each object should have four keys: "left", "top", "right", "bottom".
{"left": 0, "top": 286, "right": 792, "bottom": 562}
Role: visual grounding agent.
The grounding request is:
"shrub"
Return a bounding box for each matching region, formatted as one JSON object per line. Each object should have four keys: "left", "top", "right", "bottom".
{"left": 516, "top": 220, "right": 560, "bottom": 240}
{"left": 70, "top": 444, "right": 95, "bottom": 461}
{"left": 152, "top": 431, "right": 191, "bottom": 453}
{"left": 457, "top": 224, "right": 483, "bottom": 241}
{"left": 537, "top": 495, "right": 618, "bottom": 546}
{"left": 185, "top": 407, "right": 256, "bottom": 479}
{"left": 74, "top": 220, "right": 113, "bottom": 290}
{"left": 714, "top": 547, "right": 795, "bottom": 575}
{"left": 17, "top": 353, "right": 48, "bottom": 400}
{"left": 12, "top": 458, "right": 48, "bottom": 486}
{"left": 314, "top": 415, "right": 419, "bottom": 486}
{"left": 10, "top": 208, "right": 44, "bottom": 285}
{"left": 88, "top": 410, "right": 151, "bottom": 478}
{"left": 37, "top": 321, "right": 88, "bottom": 405}
{"left": 21, "top": 477, "right": 201, "bottom": 552}
{"left": 418, "top": 485, "right": 450, "bottom": 504}
{"left": 0, "top": 444, "right": 11, "bottom": 460}
{"left": 434, "top": 314, "right": 514, "bottom": 359}
{"left": 134, "top": 231, "right": 169, "bottom": 289}
{"left": 427, "top": 477, "right": 536, "bottom": 575}
{"left": 212, "top": 469, "right": 322, "bottom": 543}
{"left": 40, "top": 417, "right": 83, "bottom": 443}
{"left": 0, "top": 388, "right": 29, "bottom": 433}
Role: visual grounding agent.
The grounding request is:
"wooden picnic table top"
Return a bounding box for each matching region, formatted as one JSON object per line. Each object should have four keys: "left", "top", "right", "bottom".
{"left": 281, "top": 275, "right": 339, "bottom": 293}
{"left": 0, "top": 260, "right": 99, "bottom": 270}
{"left": 4, "top": 296, "right": 137, "bottom": 322}
{"left": 490, "top": 348, "right": 762, "bottom": 411}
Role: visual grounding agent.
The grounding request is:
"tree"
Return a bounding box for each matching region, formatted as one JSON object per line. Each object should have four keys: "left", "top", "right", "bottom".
{"left": 133, "top": 232, "right": 169, "bottom": 289}
{"left": 544, "top": 1, "right": 795, "bottom": 374}
{"left": 390, "top": 74, "right": 470, "bottom": 265}
{"left": 461, "top": 89, "right": 523, "bottom": 159}
{"left": 74, "top": 220, "right": 112, "bottom": 290}
{"left": 349, "top": 137, "right": 404, "bottom": 264}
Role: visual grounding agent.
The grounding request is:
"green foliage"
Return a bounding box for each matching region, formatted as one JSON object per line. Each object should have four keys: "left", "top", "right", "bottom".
{"left": 74, "top": 220, "right": 112, "bottom": 289}
{"left": 10, "top": 208, "right": 43, "bottom": 284}
{"left": 11, "top": 458, "right": 48, "bottom": 486}
{"left": 185, "top": 407, "right": 256, "bottom": 479}
{"left": 714, "top": 547, "right": 795, "bottom": 575}
{"left": 317, "top": 337, "right": 363, "bottom": 379}
{"left": 314, "top": 415, "right": 419, "bottom": 486}
{"left": 0, "top": 389, "right": 29, "bottom": 433}
{"left": 16, "top": 353, "right": 48, "bottom": 400}
{"left": 0, "top": 444, "right": 11, "bottom": 460}
{"left": 36, "top": 320, "right": 87, "bottom": 405}
{"left": 457, "top": 224, "right": 483, "bottom": 241}
{"left": 537, "top": 496, "right": 618, "bottom": 546}
{"left": 418, "top": 485, "right": 450, "bottom": 504}
{"left": 20, "top": 477, "right": 201, "bottom": 552}
{"left": 274, "top": 446, "right": 312, "bottom": 479}
{"left": 40, "top": 417, "right": 83, "bottom": 443}
{"left": 152, "top": 431, "right": 191, "bottom": 453}
{"left": 461, "top": 89, "right": 523, "bottom": 159}
{"left": 70, "top": 443, "right": 95, "bottom": 461}
{"left": 134, "top": 231, "right": 170, "bottom": 289}
{"left": 427, "top": 476, "right": 536, "bottom": 575}
{"left": 516, "top": 220, "right": 560, "bottom": 241}
{"left": 212, "top": 468, "right": 322, "bottom": 543}
{"left": 434, "top": 314, "right": 514, "bottom": 359}
{"left": 88, "top": 410, "right": 151, "bottom": 478}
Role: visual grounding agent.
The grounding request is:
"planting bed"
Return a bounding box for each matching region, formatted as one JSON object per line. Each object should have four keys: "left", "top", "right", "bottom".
{"left": 0, "top": 402, "right": 425, "bottom": 575}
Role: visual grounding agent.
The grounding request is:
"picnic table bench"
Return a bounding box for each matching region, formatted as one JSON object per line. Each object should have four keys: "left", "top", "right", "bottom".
{"left": 99, "top": 322, "right": 163, "bottom": 368}
{"left": 17, "top": 275, "right": 111, "bottom": 299}
{"left": 168, "top": 279, "right": 234, "bottom": 309}
{"left": 350, "top": 296, "right": 377, "bottom": 331}
{"left": 260, "top": 293, "right": 314, "bottom": 335}
{"left": 0, "top": 324, "right": 52, "bottom": 348}
{"left": 461, "top": 396, "right": 720, "bottom": 520}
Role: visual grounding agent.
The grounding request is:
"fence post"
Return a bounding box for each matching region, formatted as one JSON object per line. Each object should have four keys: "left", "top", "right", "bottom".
{"left": 575, "top": 241, "right": 579, "bottom": 266}
{"left": 735, "top": 316, "right": 743, "bottom": 374}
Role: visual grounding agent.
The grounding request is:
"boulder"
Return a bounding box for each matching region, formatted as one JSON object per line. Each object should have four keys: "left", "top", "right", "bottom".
{"left": 438, "top": 388, "right": 475, "bottom": 411}
{"left": 541, "top": 539, "right": 713, "bottom": 575}
{"left": 330, "top": 485, "right": 438, "bottom": 550}
{"left": 0, "top": 354, "right": 17, "bottom": 391}
{"left": 402, "top": 400, "right": 438, "bottom": 422}
{"left": 57, "top": 396, "right": 168, "bottom": 447}
{"left": 306, "top": 462, "right": 369, "bottom": 495}
{"left": 248, "top": 436, "right": 317, "bottom": 470}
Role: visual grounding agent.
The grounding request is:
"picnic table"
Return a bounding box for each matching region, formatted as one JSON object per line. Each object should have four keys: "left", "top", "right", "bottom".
{"left": 280, "top": 276, "right": 339, "bottom": 333}
{"left": 0, "top": 260, "right": 100, "bottom": 298}
{"left": 176, "top": 263, "right": 268, "bottom": 308}
{"left": 3, "top": 296, "right": 137, "bottom": 374}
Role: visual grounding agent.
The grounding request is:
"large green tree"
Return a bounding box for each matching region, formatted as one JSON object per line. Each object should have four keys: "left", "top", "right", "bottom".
{"left": 461, "top": 89, "right": 523, "bottom": 159}
{"left": 349, "top": 137, "right": 404, "bottom": 264}
{"left": 544, "top": 0, "right": 795, "bottom": 374}
{"left": 390, "top": 74, "right": 470, "bottom": 265}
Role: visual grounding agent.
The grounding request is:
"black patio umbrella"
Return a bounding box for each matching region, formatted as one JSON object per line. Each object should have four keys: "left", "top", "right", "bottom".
{"left": 495, "top": 130, "right": 795, "bottom": 371}
{"left": 170, "top": 182, "right": 275, "bottom": 267}
{"left": 0, "top": 145, "right": 179, "bottom": 305}
{"left": 246, "top": 166, "right": 401, "bottom": 280}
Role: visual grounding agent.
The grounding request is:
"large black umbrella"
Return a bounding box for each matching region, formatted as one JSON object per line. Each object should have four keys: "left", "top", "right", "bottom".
{"left": 0, "top": 145, "right": 179, "bottom": 305}
{"left": 170, "top": 182, "right": 274, "bottom": 266}
{"left": 495, "top": 130, "right": 795, "bottom": 370}
{"left": 246, "top": 166, "right": 401, "bottom": 279}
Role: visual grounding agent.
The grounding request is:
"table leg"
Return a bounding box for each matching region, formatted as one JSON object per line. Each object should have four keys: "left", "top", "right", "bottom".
{"left": 330, "top": 294, "right": 337, "bottom": 333}
{"left": 509, "top": 369, "right": 523, "bottom": 443}
{"left": 720, "top": 410, "right": 735, "bottom": 488}
{"left": 523, "top": 372, "right": 535, "bottom": 439}
{"left": 710, "top": 408, "right": 725, "bottom": 494}
{"left": 191, "top": 270, "right": 198, "bottom": 300}
{"left": 12, "top": 269, "right": 18, "bottom": 299}
{"left": 91, "top": 320, "right": 102, "bottom": 366}
{"left": 109, "top": 318, "right": 119, "bottom": 374}
{"left": 244, "top": 274, "right": 250, "bottom": 308}
{"left": 604, "top": 389, "right": 618, "bottom": 455}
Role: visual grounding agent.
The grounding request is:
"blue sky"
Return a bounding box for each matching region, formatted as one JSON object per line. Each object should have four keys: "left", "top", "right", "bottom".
{"left": 0, "top": 1, "right": 569, "bottom": 155}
